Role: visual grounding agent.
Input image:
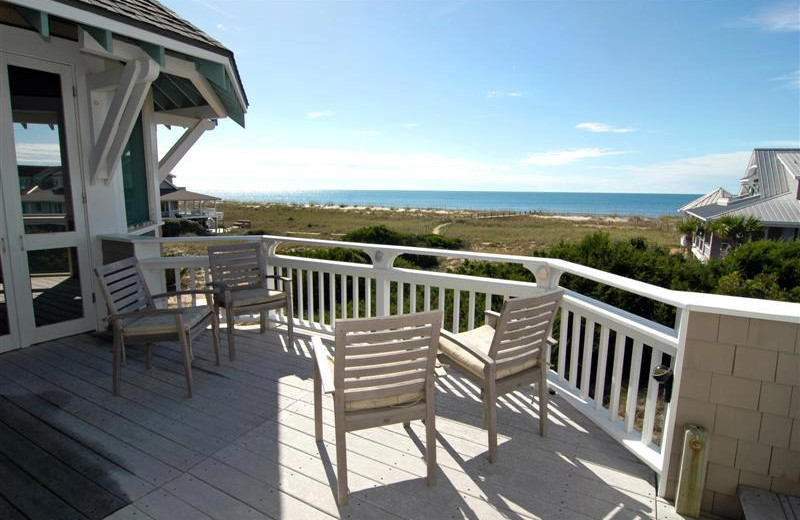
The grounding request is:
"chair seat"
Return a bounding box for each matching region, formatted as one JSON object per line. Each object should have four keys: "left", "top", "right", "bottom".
{"left": 123, "top": 306, "right": 210, "bottom": 336}
{"left": 439, "top": 325, "right": 538, "bottom": 380}
{"left": 327, "top": 356, "right": 424, "bottom": 412}
{"left": 218, "top": 288, "right": 285, "bottom": 308}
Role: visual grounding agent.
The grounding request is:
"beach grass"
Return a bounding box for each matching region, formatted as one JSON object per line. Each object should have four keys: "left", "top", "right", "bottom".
{"left": 214, "top": 202, "right": 681, "bottom": 255}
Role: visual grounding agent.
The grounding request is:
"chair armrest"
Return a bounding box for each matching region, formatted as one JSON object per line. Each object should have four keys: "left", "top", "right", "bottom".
{"left": 439, "top": 329, "right": 494, "bottom": 366}
{"left": 484, "top": 310, "right": 500, "bottom": 329}
{"left": 311, "top": 336, "right": 335, "bottom": 394}
{"left": 265, "top": 274, "right": 292, "bottom": 283}
{"left": 107, "top": 307, "right": 183, "bottom": 322}
{"left": 151, "top": 290, "right": 214, "bottom": 300}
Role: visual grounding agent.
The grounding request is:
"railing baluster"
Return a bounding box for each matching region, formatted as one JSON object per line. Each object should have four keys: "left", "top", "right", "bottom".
{"left": 594, "top": 325, "right": 610, "bottom": 411}
{"left": 410, "top": 283, "right": 417, "bottom": 314}
{"left": 569, "top": 313, "right": 581, "bottom": 388}
{"left": 557, "top": 307, "right": 568, "bottom": 379}
{"left": 580, "top": 319, "right": 595, "bottom": 399}
{"left": 306, "top": 269, "right": 314, "bottom": 325}
{"left": 318, "top": 270, "right": 324, "bottom": 327}
{"left": 397, "top": 282, "right": 405, "bottom": 315}
{"left": 452, "top": 290, "right": 460, "bottom": 332}
{"left": 189, "top": 268, "right": 197, "bottom": 306}
{"left": 329, "top": 273, "right": 336, "bottom": 326}
{"left": 173, "top": 268, "right": 182, "bottom": 308}
{"left": 353, "top": 276, "right": 360, "bottom": 319}
{"left": 365, "top": 277, "right": 372, "bottom": 318}
{"left": 624, "top": 339, "right": 644, "bottom": 433}
{"left": 438, "top": 286, "right": 445, "bottom": 312}
{"left": 467, "top": 291, "right": 476, "bottom": 330}
{"left": 297, "top": 269, "right": 305, "bottom": 322}
{"left": 641, "top": 348, "right": 663, "bottom": 445}
{"left": 424, "top": 285, "right": 431, "bottom": 312}
{"left": 340, "top": 274, "right": 347, "bottom": 319}
{"left": 609, "top": 332, "right": 626, "bottom": 422}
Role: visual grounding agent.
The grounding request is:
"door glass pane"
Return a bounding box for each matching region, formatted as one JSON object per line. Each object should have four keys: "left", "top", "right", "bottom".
{"left": 0, "top": 255, "right": 9, "bottom": 336}
{"left": 28, "top": 247, "right": 83, "bottom": 327}
{"left": 9, "top": 65, "right": 75, "bottom": 234}
{"left": 122, "top": 114, "right": 150, "bottom": 227}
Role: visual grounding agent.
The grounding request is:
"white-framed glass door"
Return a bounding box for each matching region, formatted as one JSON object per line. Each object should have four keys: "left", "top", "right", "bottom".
{"left": 0, "top": 53, "right": 94, "bottom": 348}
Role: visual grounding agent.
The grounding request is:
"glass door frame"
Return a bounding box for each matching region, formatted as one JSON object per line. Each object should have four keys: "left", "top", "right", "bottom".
{"left": 0, "top": 52, "right": 94, "bottom": 348}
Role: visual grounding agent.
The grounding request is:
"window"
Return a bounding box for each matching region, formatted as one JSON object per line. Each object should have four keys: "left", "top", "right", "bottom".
{"left": 121, "top": 114, "right": 150, "bottom": 227}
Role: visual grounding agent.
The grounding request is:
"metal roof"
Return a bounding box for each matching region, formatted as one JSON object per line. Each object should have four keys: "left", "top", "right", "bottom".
{"left": 778, "top": 151, "right": 800, "bottom": 179}
{"left": 679, "top": 187, "right": 733, "bottom": 212}
{"left": 160, "top": 188, "right": 220, "bottom": 202}
{"left": 683, "top": 149, "right": 800, "bottom": 225}
{"left": 746, "top": 149, "right": 799, "bottom": 198}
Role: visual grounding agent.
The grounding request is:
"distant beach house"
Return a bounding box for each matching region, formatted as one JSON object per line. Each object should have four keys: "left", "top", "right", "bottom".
{"left": 680, "top": 148, "right": 800, "bottom": 260}
{"left": 160, "top": 174, "right": 222, "bottom": 229}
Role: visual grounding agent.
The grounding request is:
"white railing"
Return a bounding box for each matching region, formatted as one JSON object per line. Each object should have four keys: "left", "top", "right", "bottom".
{"left": 98, "top": 232, "right": 800, "bottom": 492}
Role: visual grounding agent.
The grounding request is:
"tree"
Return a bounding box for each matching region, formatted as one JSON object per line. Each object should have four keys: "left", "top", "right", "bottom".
{"left": 711, "top": 216, "right": 763, "bottom": 250}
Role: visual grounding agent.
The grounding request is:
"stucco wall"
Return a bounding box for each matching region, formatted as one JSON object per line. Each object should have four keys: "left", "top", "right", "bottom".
{"left": 665, "top": 312, "right": 800, "bottom": 518}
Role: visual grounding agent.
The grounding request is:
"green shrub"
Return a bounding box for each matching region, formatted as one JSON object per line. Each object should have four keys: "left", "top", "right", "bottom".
{"left": 162, "top": 218, "right": 209, "bottom": 237}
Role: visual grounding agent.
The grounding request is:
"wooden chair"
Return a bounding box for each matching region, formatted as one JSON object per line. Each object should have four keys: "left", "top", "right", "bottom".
{"left": 438, "top": 289, "right": 563, "bottom": 462}
{"left": 312, "top": 311, "right": 443, "bottom": 505}
{"left": 94, "top": 257, "right": 220, "bottom": 397}
{"left": 207, "top": 243, "right": 294, "bottom": 360}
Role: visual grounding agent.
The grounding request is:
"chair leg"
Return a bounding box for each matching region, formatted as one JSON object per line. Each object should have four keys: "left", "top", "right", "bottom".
{"left": 426, "top": 401, "right": 437, "bottom": 487}
{"left": 260, "top": 311, "right": 267, "bottom": 333}
{"left": 486, "top": 380, "right": 497, "bottom": 463}
{"left": 112, "top": 332, "right": 123, "bottom": 396}
{"left": 178, "top": 329, "right": 193, "bottom": 397}
{"left": 313, "top": 360, "right": 323, "bottom": 442}
{"left": 538, "top": 368, "right": 549, "bottom": 437}
{"left": 225, "top": 308, "right": 236, "bottom": 362}
{"left": 211, "top": 311, "right": 221, "bottom": 366}
{"left": 335, "top": 415, "right": 349, "bottom": 506}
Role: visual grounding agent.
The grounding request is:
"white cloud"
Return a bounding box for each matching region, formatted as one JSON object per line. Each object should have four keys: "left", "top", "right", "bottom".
{"left": 14, "top": 143, "right": 61, "bottom": 166}
{"left": 306, "top": 110, "right": 335, "bottom": 119}
{"left": 521, "top": 148, "right": 627, "bottom": 166}
{"left": 576, "top": 122, "right": 636, "bottom": 133}
{"left": 487, "top": 90, "right": 523, "bottom": 98}
{"left": 596, "top": 151, "right": 752, "bottom": 193}
{"left": 771, "top": 69, "right": 800, "bottom": 89}
{"left": 170, "top": 145, "right": 511, "bottom": 192}
{"left": 742, "top": 2, "right": 800, "bottom": 32}
{"left": 404, "top": 122, "right": 420, "bottom": 128}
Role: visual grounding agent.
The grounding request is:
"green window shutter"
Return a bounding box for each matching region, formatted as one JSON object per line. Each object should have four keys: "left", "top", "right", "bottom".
{"left": 121, "top": 114, "right": 150, "bottom": 227}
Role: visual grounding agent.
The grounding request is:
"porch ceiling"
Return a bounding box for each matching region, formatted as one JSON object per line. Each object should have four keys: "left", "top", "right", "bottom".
{"left": 0, "top": 328, "right": 679, "bottom": 520}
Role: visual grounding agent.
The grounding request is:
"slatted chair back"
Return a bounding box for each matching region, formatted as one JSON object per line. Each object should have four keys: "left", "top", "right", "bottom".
{"left": 208, "top": 243, "right": 266, "bottom": 291}
{"left": 334, "top": 311, "right": 443, "bottom": 411}
{"left": 488, "top": 289, "right": 563, "bottom": 376}
{"left": 94, "top": 257, "right": 154, "bottom": 316}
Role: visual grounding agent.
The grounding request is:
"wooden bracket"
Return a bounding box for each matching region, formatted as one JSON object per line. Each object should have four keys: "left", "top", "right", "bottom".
{"left": 88, "top": 59, "right": 160, "bottom": 185}
{"left": 158, "top": 118, "right": 216, "bottom": 182}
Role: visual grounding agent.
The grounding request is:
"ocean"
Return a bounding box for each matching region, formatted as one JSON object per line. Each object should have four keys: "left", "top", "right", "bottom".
{"left": 208, "top": 190, "right": 700, "bottom": 218}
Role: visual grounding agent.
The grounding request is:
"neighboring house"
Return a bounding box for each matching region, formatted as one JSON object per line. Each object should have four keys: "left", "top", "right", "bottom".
{"left": 160, "top": 174, "right": 222, "bottom": 229}
{"left": 681, "top": 148, "right": 800, "bottom": 260}
{"left": 0, "top": 0, "right": 246, "bottom": 351}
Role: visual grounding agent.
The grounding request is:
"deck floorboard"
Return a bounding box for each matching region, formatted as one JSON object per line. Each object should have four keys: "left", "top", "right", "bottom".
{"left": 0, "top": 328, "right": 686, "bottom": 519}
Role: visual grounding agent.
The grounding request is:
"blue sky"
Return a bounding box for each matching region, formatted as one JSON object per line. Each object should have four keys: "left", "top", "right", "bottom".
{"left": 160, "top": 0, "right": 800, "bottom": 194}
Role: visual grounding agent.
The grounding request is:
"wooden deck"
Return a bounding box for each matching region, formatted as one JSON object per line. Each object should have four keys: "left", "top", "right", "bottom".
{"left": 0, "top": 327, "right": 688, "bottom": 519}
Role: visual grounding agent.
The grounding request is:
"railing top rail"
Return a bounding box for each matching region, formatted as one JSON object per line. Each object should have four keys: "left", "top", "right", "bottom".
{"left": 101, "top": 233, "right": 800, "bottom": 324}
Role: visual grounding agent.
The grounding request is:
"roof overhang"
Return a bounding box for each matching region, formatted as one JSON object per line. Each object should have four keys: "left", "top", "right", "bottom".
{"left": 6, "top": 0, "right": 247, "bottom": 126}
